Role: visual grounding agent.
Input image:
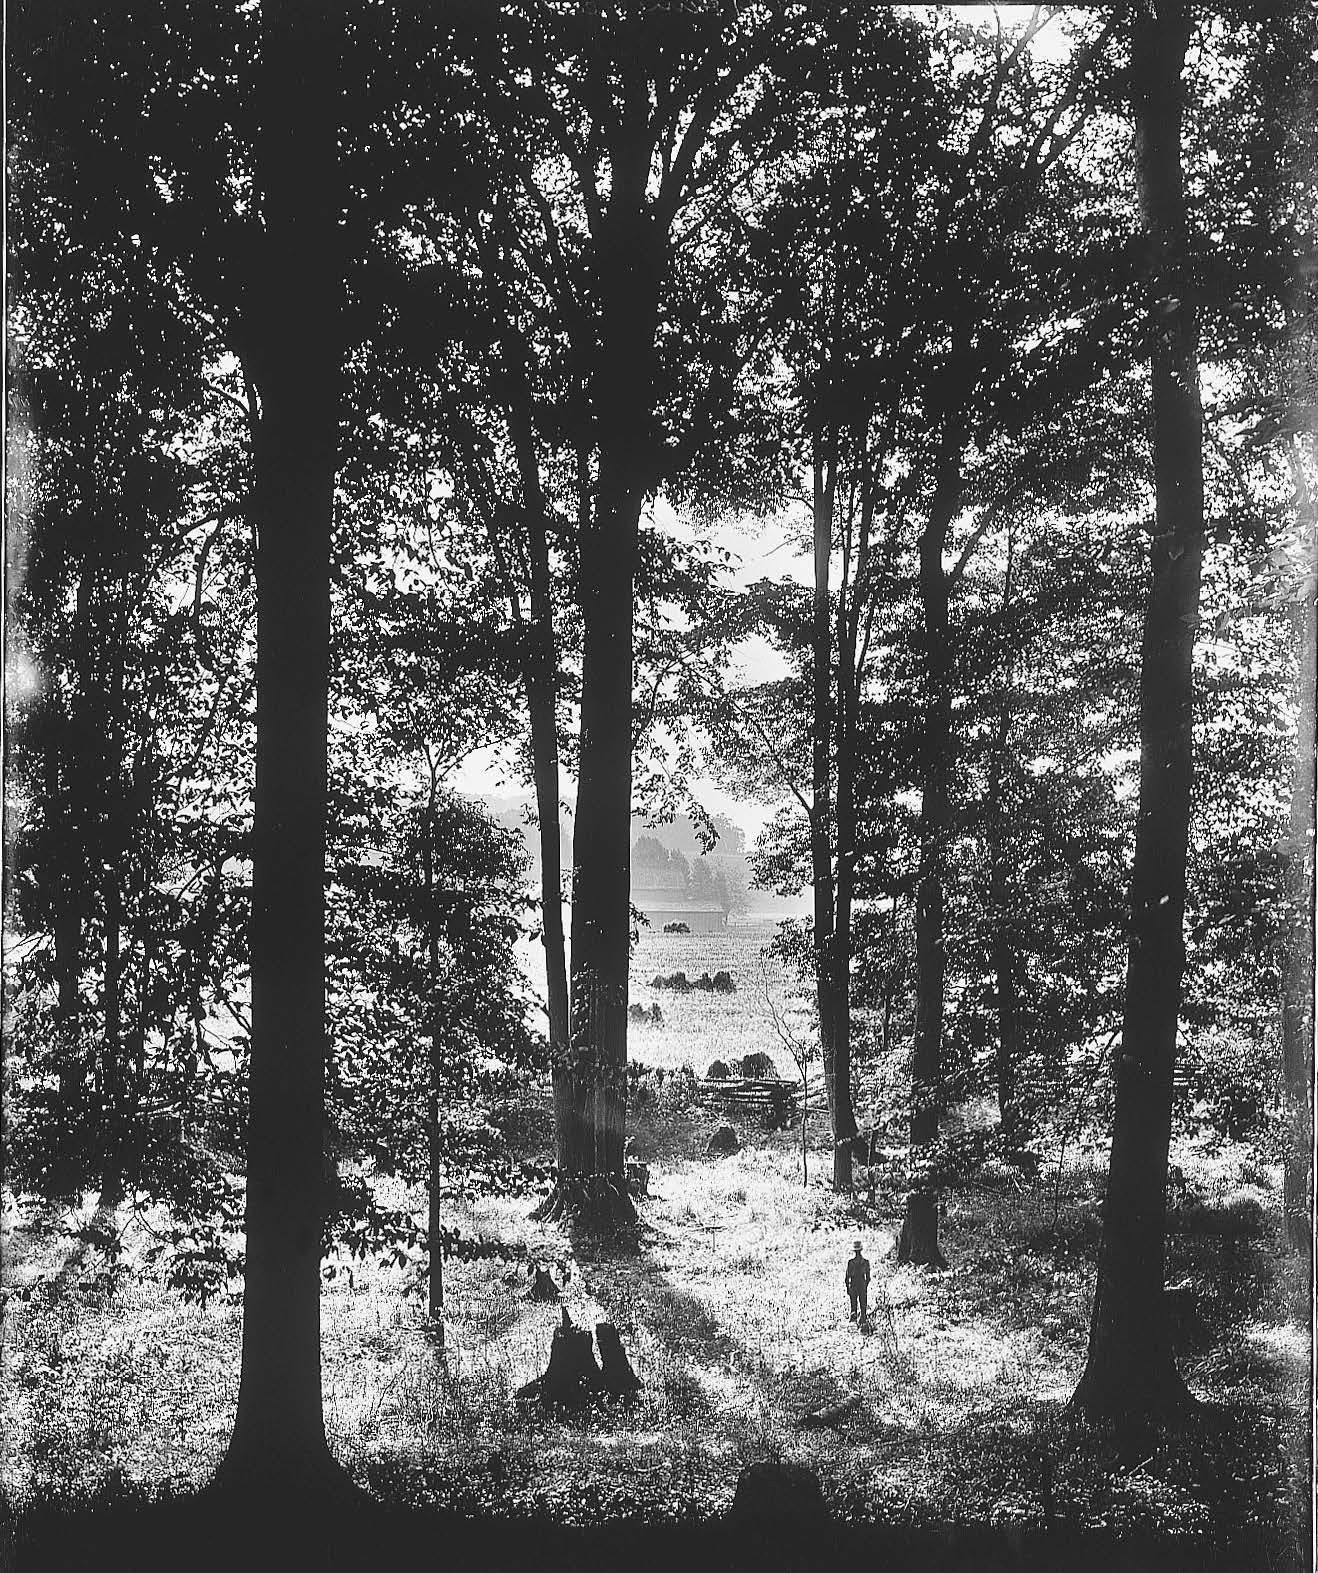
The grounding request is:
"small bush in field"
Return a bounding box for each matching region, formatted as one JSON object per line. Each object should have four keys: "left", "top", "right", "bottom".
{"left": 659, "top": 1066, "right": 698, "bottom": 1118}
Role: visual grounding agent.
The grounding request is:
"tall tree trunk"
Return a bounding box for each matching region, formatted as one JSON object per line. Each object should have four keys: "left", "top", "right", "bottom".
{"left": 421, "top": 763, "right": 447, "bottom": 1344}
{"left": 1071, "top": 1, "right": 1201, "bottom": 1424}
{"left": 831, "top": 491, "right": 863, "bottom": 1192}
{"left": 497, "top": 354, "right": 572, "bottom": 1220}
{"left": 810, "top": 444, "right": 844, "bottom": 1183}
{"left": 1281, "top": 442, "right": 1316, "bottom": 1255}
{"left": 832, "top": 768, "right": 858, "bottom": 1191}
{"left": 526, "top": 658, "right": 574, "bottom": 1212}
{"left": 898, "top": 446, "right": 961, "bottom": 1269}
{"left": 218, "top": 0, "right": 341, "bottom": 1489}
{"left": 540, "top": 184, "right": 655, "bottom": 1239}
{"left": 987, "top": 528, "right": 1021, "bottom": 1143}
{"left": 100, "top": 650, "right": 126, "bottom": 1205}
{"left": 47, "top": 697, "right": 82, "bottom": 1096}
{"left": 552, "top": 452, "right": 639, "bottom": 1237}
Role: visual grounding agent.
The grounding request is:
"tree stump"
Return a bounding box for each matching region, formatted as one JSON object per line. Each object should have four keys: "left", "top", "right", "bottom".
{"left": 527, "top": 1264, "right": 560, "bottom": 1302}
{"left": 727, "top": 1461, "right": 829, "bottom": 1529}
{"left": 515, "top": 1307, "right": 604, "bottom": 1410}
{"left": 596, "top": 1322, "right": 642, "bottom": 1401}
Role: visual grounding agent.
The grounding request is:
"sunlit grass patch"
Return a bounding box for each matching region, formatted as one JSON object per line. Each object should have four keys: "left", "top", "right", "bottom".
{"left": 1, "top": 1119, "right": 1306, "bottom": 1551}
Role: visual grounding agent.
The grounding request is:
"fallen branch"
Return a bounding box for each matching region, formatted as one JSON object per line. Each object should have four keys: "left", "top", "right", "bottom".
{"left": 796, "top": 1395, "right": 861, "bottom": 1430}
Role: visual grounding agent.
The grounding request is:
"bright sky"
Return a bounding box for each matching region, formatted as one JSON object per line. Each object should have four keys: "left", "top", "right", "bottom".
{"left": 452, "top": 504, "right": 801, "bottom": 845}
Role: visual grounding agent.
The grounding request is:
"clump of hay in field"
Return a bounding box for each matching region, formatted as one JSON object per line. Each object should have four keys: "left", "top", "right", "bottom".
{"left": 707, "top": 1124, "right": 740, "bottom": 1157}
{"left": 712, "top": 970, "right": 736, "bottom": 993}
{"left": 651, "top": 971, "right": 692, "bottom": 992}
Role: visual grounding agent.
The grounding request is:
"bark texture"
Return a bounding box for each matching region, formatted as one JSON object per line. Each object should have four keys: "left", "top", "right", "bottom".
{"left": 1282, "top": 444, "right": 1316, "bottom": 1255}
{"left": 899, "top": 439, "right": 962, "bottom": 1269}
{"left": 218, "top": 0, "right": 341, "bottom": 1488}
{"left": 1071, "top": 1, "right": 1201, "bottom": 1424}
{"left": 539, "top": 181, "right": 655, "bottom": 1241}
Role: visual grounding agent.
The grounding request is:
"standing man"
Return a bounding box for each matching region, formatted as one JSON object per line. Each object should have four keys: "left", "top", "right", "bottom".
{"left": 845, "top": 1241, "right": 870, "bottom": 1321}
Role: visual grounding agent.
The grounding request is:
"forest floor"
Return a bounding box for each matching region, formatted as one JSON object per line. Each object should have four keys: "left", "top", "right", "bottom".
{"left": 2, "top": 925, "right": 1311, "bottom": 1567}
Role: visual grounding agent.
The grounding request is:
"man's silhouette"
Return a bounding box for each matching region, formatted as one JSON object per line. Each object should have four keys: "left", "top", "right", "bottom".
{"left": 844, "top": 1241, "right": 870, "bottom": 1321}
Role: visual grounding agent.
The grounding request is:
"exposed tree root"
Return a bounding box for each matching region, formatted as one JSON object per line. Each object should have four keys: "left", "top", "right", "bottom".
{"left": 530, "top": 1174, "right": 639, "bottom": 1250}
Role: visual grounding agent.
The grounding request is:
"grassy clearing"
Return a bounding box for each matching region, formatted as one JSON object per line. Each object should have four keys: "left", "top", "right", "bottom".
{"left": 1, "top": 928, "right": 1308, "bottom": 1559}
{"left": 3, "top": 1132, "right": 1307, "bottom": 1557}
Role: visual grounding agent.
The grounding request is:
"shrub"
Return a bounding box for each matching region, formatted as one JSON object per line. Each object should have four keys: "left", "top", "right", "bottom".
{"left": 711, "top": 970, "right": 735, "bottom": 993}
{"left": 1185, "top": 1029, "right": 1276, "bottom": 1144}
{"left": 658, "top": 1065, "right": 698, "bottom": 1119}
{"left": 706, "top": 1060, "right": 731, "bottom": 1081}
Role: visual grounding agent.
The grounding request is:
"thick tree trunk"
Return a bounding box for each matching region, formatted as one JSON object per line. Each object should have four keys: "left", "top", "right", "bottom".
{"left": 899, "top": 448, "right": 961, "bottom": 1269}
{"left": 542, "top": 187, "right": 655, "bottom": 1241}
{"left": 1071, "top": 2, "right": 1200, "bottom": 1425}
{"left": 1281, "top": 444, "right": 1316, "bottom": 1255}
{"left": 555, "top": 488, "right": 638, "bottom": 1234}
{"left": 217, "top": 0, "right": 341, "bottom": 1490}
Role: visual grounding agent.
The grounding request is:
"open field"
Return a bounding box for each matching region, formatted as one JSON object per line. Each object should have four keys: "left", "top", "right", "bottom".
{"left": 513, "top": 917, "right": 798, "bottom": 1077}
{"left": 626, "top": 919, "right": 795, "bottom": 1077}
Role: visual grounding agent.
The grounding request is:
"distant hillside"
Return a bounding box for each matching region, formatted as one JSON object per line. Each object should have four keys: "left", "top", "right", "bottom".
{"left": 468, "top": 792, "right": 808, "bottom": 916}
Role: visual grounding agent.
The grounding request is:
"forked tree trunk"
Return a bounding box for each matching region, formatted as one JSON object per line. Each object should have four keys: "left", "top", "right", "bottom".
{"left": 217, "top": 0, "right": 341, "bottom": 1490}
{"left": 1071, "top": 0, "right": 1200, "bottom": 1424}
{"left": 899, "top": 443, "right": 962, "bottom": 1269}
{"left": 1281, "top": 443, "right": 1316, "bottom": 1255}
